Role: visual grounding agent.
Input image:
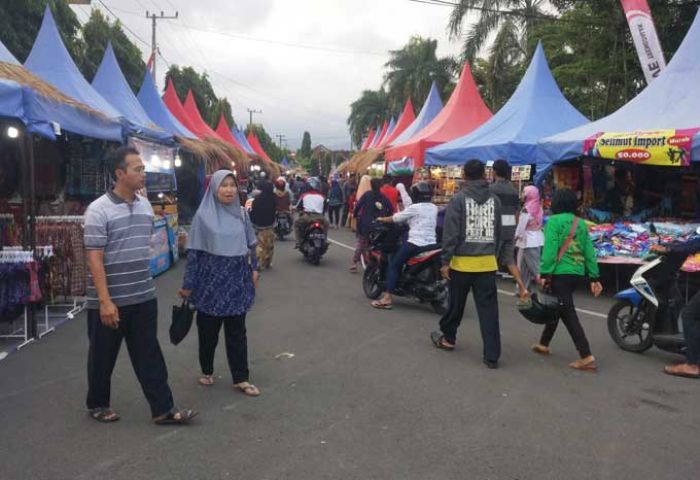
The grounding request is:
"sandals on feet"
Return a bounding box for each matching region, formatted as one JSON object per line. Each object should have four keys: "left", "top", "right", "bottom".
{"left": 154, "top": 408, "right": 198, "bottom": 425}
{"left": 531, "top": 344, "right": 551, "bottom": 355}
{"left": 89, "top": 407, "right": 120, "bottom": 423}
{"left": 233, "top": 382, "right": 261, "bottom": 397}
{"left": 430, "top": 331, "right": 455, "bottom": 351}
{"left": 349, "top": 264, "right": 358, "bottom": 273}
{"left": 199, "top": 375, "right": 215, "bottom": 386}
{"left": 569, "top": 356, "right": 597, "bottom": 372}
{"left": 371, "top": 300, "right": 393, "bottom": 310}
{"left": 664, "top": 364, "right": 700, "bottom": 379}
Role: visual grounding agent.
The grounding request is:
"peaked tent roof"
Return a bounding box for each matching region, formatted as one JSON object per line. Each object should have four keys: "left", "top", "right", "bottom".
{"left": 386, "top": 64, "right": 492, "bottom": 166}
{"left": 215, "top": 114, "right": 245, "bottom": 150}
{"left": 280, "top": 157, "right": 290, "bottom": 168}
{"left": 537, "top": 10, "right": 700, "bottom": 181}
{"left": 24, "top": 7, "right": 123, "bottom": 126}
{"left": 163, "top": 79, "right": 202, "bottom": 136}
{"left": 381, "top": 99, "right": 416, "bottom": 147}
{"left": 0, "top": 38, "right": 122, "bottom": 140}
{"left": 388, "top": 83, "right": 442, "bottom": 148}
{"left": 137, "top": 71, "right": 195, "bottom": 138}
{"left": 427, "top": 43, "right": 588, "bottom": 167}
{"left": 247, "top": 132, "right": 274, "bottom": 164}
{"left": 371, "top": 120, "right": 389, "bottom": 148}
{"left": 92, "top": 42, "right": 171, "bottom": 143}
{"left": 385, "top": 116, "right": 397, "bottom": 137}
{"left": 232, "top": 126, "right": 257, "bottom": 155}
{"left": 360, "top": 128, "right": 376, "bottom": 151}
{"left": 183, "top": 90, "right": 223, "bottom": 140}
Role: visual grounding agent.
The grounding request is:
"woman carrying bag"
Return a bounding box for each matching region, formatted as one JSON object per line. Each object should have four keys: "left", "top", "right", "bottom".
{"left": 178, "top": 170, "right": 261, "bottom": 396}
{"left": 532, "top": 188, "right": 602, "bottom": 372}
{"left": 514, "top": 186, "right": 544, "bottom": 293}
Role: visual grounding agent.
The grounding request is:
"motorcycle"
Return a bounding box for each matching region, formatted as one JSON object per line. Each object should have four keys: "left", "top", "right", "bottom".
{"left": 299, "top": 218, "right": 329, "bottom": 266}
{"left": 362, "top": 223, "right": 448, "bottom": 314}
{"left": 275, "top": 211, "right": 292, "bottom": 240}
{"left": 608, "top": 248, "right": 688, "bottom": 355}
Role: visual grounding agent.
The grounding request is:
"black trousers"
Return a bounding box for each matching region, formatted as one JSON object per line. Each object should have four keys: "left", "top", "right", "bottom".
{"left": 682, "top": 290, "right": 700, "bottom": 365}
{"left": 539, "top": 274, "right": 592, "bottom": 358}
{"left": 328, "top": 205, "right": 342, "bottom": 225}
{"left": 341, "top": 204, "right": 350, "bottom": 227}
{"left": 197, "top": 312, "right": 249, "bottom": 384}
{"left": 86, "top": 299, "right": 174, "bottom": 417}
{"left": 439, "top": 270, "right": 501, "bottom": 363}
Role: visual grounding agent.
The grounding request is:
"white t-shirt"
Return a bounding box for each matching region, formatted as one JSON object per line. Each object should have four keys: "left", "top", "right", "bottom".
{"left": 298, "top": 192, "right": 325, "bottom": 214}
{"left": 393, "top": 202, "right": 438, "bottom": 247}
{"left": 514, "top": 212, "right": 544, "bottom": 249}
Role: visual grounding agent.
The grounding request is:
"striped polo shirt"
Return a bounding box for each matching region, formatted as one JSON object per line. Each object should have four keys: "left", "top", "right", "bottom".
{"left": 84, "top": 191, "right": 156, "bottom": 309}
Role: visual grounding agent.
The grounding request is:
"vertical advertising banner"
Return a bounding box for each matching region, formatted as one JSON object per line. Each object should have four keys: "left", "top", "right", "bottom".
{"left": 620, "top": 0, "right": 666, "bottom": 84}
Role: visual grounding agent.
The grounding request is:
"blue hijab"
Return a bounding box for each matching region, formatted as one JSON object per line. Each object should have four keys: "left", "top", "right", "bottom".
{"left": 187, "top": 170, "right": 256, "bottom": 257}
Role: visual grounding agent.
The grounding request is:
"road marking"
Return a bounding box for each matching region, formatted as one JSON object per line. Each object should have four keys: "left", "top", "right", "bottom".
{"left": 330, "top": 237, "right": 608, "bottom": 320}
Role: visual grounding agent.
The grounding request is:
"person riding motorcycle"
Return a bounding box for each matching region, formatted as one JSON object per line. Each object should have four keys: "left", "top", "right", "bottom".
{"left": 651, "top": 234, "right": 700, "bottom": 378}
{"left": 274, "top": 178, "right": 293, "bottom": 213}
{"left": 294, "top": 177, "right": 329, "bottom": 248}
{"left": 370, "top": 181, "right": 439, "bottom": 310}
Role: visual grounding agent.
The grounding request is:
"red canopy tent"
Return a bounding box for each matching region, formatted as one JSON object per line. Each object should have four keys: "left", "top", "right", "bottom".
{"left": 384, "top": 64, "right": 492, "bottom": 168}
{"left": 247, "top": 132, "right": 275, "bottom": 164}
{"left": 215, "top": 113, "right": 245, "bottom": 150}
{"left": 183, "top": 89, "right": 224, "bottom": 140}
{"left": 370, "top": 120, "right": 389, "bottom": 148}
{"left": 381, "top": 99, "right": 415, "bottom": 148}
{"left": 360, "top": 127, "right": 376, "bottom": 151}
{"left": 163, "top": 79, "right": 202, "bottom": 137}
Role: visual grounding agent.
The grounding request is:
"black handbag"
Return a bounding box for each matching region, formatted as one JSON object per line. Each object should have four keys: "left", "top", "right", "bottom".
{"left": 169, "top": 300, "right": 195, "bottom": 345}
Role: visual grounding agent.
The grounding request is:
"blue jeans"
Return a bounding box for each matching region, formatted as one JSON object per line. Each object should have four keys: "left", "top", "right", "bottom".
{"left": 386, "top": 242, "right": 438, "bottom": 293}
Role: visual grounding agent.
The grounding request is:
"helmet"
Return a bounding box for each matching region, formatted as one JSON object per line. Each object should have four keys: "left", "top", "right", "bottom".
{"left": 307, "top": 177, "right": 321, "bottom": 192}
{"left": 516, "top": 293, "right": 560, "bottom": 325}
{"left": 275, "top": 178, "right": 286, "bottom": 190}
{"left": 410, "top": 181, "right": 433, "bottom": 203}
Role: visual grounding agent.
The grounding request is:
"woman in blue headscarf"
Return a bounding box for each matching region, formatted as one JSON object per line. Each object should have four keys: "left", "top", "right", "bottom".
{"left": 178, "top": 170, "right": 261, "bottom": 396}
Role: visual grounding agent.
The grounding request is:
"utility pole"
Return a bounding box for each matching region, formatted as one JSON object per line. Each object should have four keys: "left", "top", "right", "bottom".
{"left": 146, "top": 10, "right": 178, "bottom": 79}
{"left": 276, "top": 134, "right": 286, "bottom": 150}
{"left": 247, "top": 108, "right": 262, "bottom": 130}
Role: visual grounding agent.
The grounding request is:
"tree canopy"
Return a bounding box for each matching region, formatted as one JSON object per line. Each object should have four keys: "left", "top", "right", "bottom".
{"left": 165, "top": 65, "right": 235, "bottom": 128}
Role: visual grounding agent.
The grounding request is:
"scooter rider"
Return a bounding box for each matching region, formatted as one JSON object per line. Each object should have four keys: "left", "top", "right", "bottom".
{"left": 294, "top": 177, "right": 329, "bottom": 248}
{"left": 371, "top": 181, "right": 438, "bottom": 310}
{"left": 651, "top": 235, "right": 700, "bottom": 378}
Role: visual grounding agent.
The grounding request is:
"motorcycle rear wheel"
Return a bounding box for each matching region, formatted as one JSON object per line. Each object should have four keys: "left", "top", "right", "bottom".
{"left": 430, "top": 284, "right": 449, "bottom": 315}
{"left": 362, "top": 261, "right": 382, "bottom": 300}
{"left": 607, "top": 300, "right": 654, "bottom": 353}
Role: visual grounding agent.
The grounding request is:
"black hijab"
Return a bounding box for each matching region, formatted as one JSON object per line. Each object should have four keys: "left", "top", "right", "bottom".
{"left": 250, "top": 181, "right": 277, "bottom": 227}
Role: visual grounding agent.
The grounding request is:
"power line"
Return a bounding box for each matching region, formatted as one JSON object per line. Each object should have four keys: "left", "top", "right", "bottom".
{"left": 96, "top": 0, "right": 152, "bottom": 48}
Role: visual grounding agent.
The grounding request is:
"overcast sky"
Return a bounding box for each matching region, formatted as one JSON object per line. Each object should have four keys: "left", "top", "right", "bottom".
{"left": 71, "top": 0, "right": 474, "bottom": 150}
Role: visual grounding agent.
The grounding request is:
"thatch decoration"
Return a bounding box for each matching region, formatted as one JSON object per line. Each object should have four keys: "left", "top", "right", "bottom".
{"left": 176, "top": 136, "right": 249, "bottom": 174}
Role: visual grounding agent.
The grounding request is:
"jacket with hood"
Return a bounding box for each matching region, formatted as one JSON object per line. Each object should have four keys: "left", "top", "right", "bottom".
{"left": 441, "top": 179, "right": 502, "bottom": 266}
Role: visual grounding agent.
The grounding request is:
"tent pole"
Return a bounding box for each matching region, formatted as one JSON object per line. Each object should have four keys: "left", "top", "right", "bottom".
{"left": 24, "top": 131, "right": 37, "bottom": 340}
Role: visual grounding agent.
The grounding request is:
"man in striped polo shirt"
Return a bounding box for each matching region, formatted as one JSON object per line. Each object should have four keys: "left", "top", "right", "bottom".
{"left": 84, "top": 146, "right": 196, "bottom": 425}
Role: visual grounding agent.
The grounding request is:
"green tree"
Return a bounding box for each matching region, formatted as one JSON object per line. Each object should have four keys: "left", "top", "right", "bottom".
{"left": 0, "top": 0, "right": 83, "bottom": 62}
{"left": 300, "top": 131, "right": 312, "bottom": 159}
{"left": 383, "top": 36, "right": 457, "bottom": 112}
{"left": 246, "top": 124, "right": 285, "bottom": 163}
{"left": 210, "top": 99, "right": 235, "bottom": 130}
{"left": 347, "top": 89, "right": 390, "bottom": 148}
{"left": 79, "top": 9, "right": 146, "bottom": 92}
{"left": 165, "top": 66, "right": 223, "bottom": 128}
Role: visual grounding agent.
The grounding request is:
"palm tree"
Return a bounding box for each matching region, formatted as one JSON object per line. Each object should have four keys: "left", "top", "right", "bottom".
{"left": 382, "top": 36, "right": 457, "bottom": 113}
{"left": 347, "top": 89, "right": 390, "bottom": 149}
{"left": 448, "top": 0, "right": 548, "bottom": 62}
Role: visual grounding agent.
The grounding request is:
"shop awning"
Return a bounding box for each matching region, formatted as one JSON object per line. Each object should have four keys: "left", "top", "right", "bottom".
{"left": 214, "top": 113, "right": 245, "bottom": 151}
{"left": 536, "top": 10, "right": 700, "bottom": 182}
{"left": 183, "top": 90, "right": 225, "bottom": 141}
{"left": 92, "top": 42, "right": 172, "bottom": 143}
{"left": 426, "top": 43, "right": 588, "bottom": 167}
{"left": 385, "top": 64, "right": 492, "bottom": 168}
{"left": 386, "top": 82, "right": 443, "bottom": 149}
{"left": 380, "top": 99, "right": 415, "bottom": 147}
{"left": 370, "top": 120, "right": 389, "bottom": 148}
{"left": 137, "top": 71, "right": 196, "bottom": 139}
{"left": 360, "top": 128, "right": 376, "bottom": 151}
{"left": 247, "top": 131, "right": 275, "bottom": 165}
{"left": 231, "top": 126, "right": 257, "bottom": 155}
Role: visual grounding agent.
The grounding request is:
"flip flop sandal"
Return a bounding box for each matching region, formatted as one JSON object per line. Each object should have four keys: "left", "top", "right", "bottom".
{"left": 664, "top": 365, "right": 700, "bottom": 379}
{"left": 349, "top": 265, "right": 358, "bottom": 273}
{"left": 371, "top": 300, "right": 393, "bottom": 310}
{"left": 569, "top": 359, "right": 598, "bottom": 372}
{"left": 89, "top": 407, "right": 120, "bottom": 423}
{"left": 430, "top": 331, "right": 454, "bottom": 351}
{"left": 199, "top": 375, "right": 215, "bottom": 386}
{"left": 233, "top": 383, "right": 261, "bottom": 397}
{"left": 154, "top": 408, "right": 198, "bottom": 425}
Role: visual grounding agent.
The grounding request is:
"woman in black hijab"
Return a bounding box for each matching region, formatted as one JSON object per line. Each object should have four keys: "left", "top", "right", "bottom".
{"left": 250, "top": 180, "right": 277, "bottom": 270}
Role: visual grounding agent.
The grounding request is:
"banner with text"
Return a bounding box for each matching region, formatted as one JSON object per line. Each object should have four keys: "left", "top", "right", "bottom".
{"left": 583, "top": 129, "right": 699, "bottom": 167}
{"left": 620, "top": 0, "right": 666, "bottom": 84}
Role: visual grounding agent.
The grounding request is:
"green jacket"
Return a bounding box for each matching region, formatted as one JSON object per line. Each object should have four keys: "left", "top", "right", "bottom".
{"left": 540, "top": 213, "right": 600, "bottom": 279}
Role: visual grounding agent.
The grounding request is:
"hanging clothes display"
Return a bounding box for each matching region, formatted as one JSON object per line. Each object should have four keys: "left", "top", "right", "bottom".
{"left": 35, "top": 217, "right": 85, "bottom": 299}
{"left": 0, "top": 250, "right": 35, "bottom": 323}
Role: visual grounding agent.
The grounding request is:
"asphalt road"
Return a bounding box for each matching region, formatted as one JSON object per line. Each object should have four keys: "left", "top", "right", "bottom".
{"left": 0, "top": 228, "right": 698, "bottom": 480}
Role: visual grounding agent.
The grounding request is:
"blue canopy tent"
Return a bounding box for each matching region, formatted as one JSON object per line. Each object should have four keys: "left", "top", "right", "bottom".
{"left": 232, "top": 126, "right": 257, "bottom": 155}
{"left": 137, "top": 71, "right": 195, "bottom": 139}
{"left": 388, "top": 81, "right": 443, "bottom": 147}
{"left": 426, "top": 43, "right": 588, "bottom": 167}
{"left": 536, "top": 10, "right": 700, "bottom": 184}
{"left": 0, "top": 35, "right": 121, "bottom": 140}
{"left": 92, "top": 42, "right": 172, "bottom": 144}
{"left": 24, "top": 7, "right": 125, "bottom": 142}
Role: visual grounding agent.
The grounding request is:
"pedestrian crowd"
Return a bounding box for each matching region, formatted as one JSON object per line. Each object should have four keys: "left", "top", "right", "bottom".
{"left": 82, "top": 147, "right": 700, "bottom": 425}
